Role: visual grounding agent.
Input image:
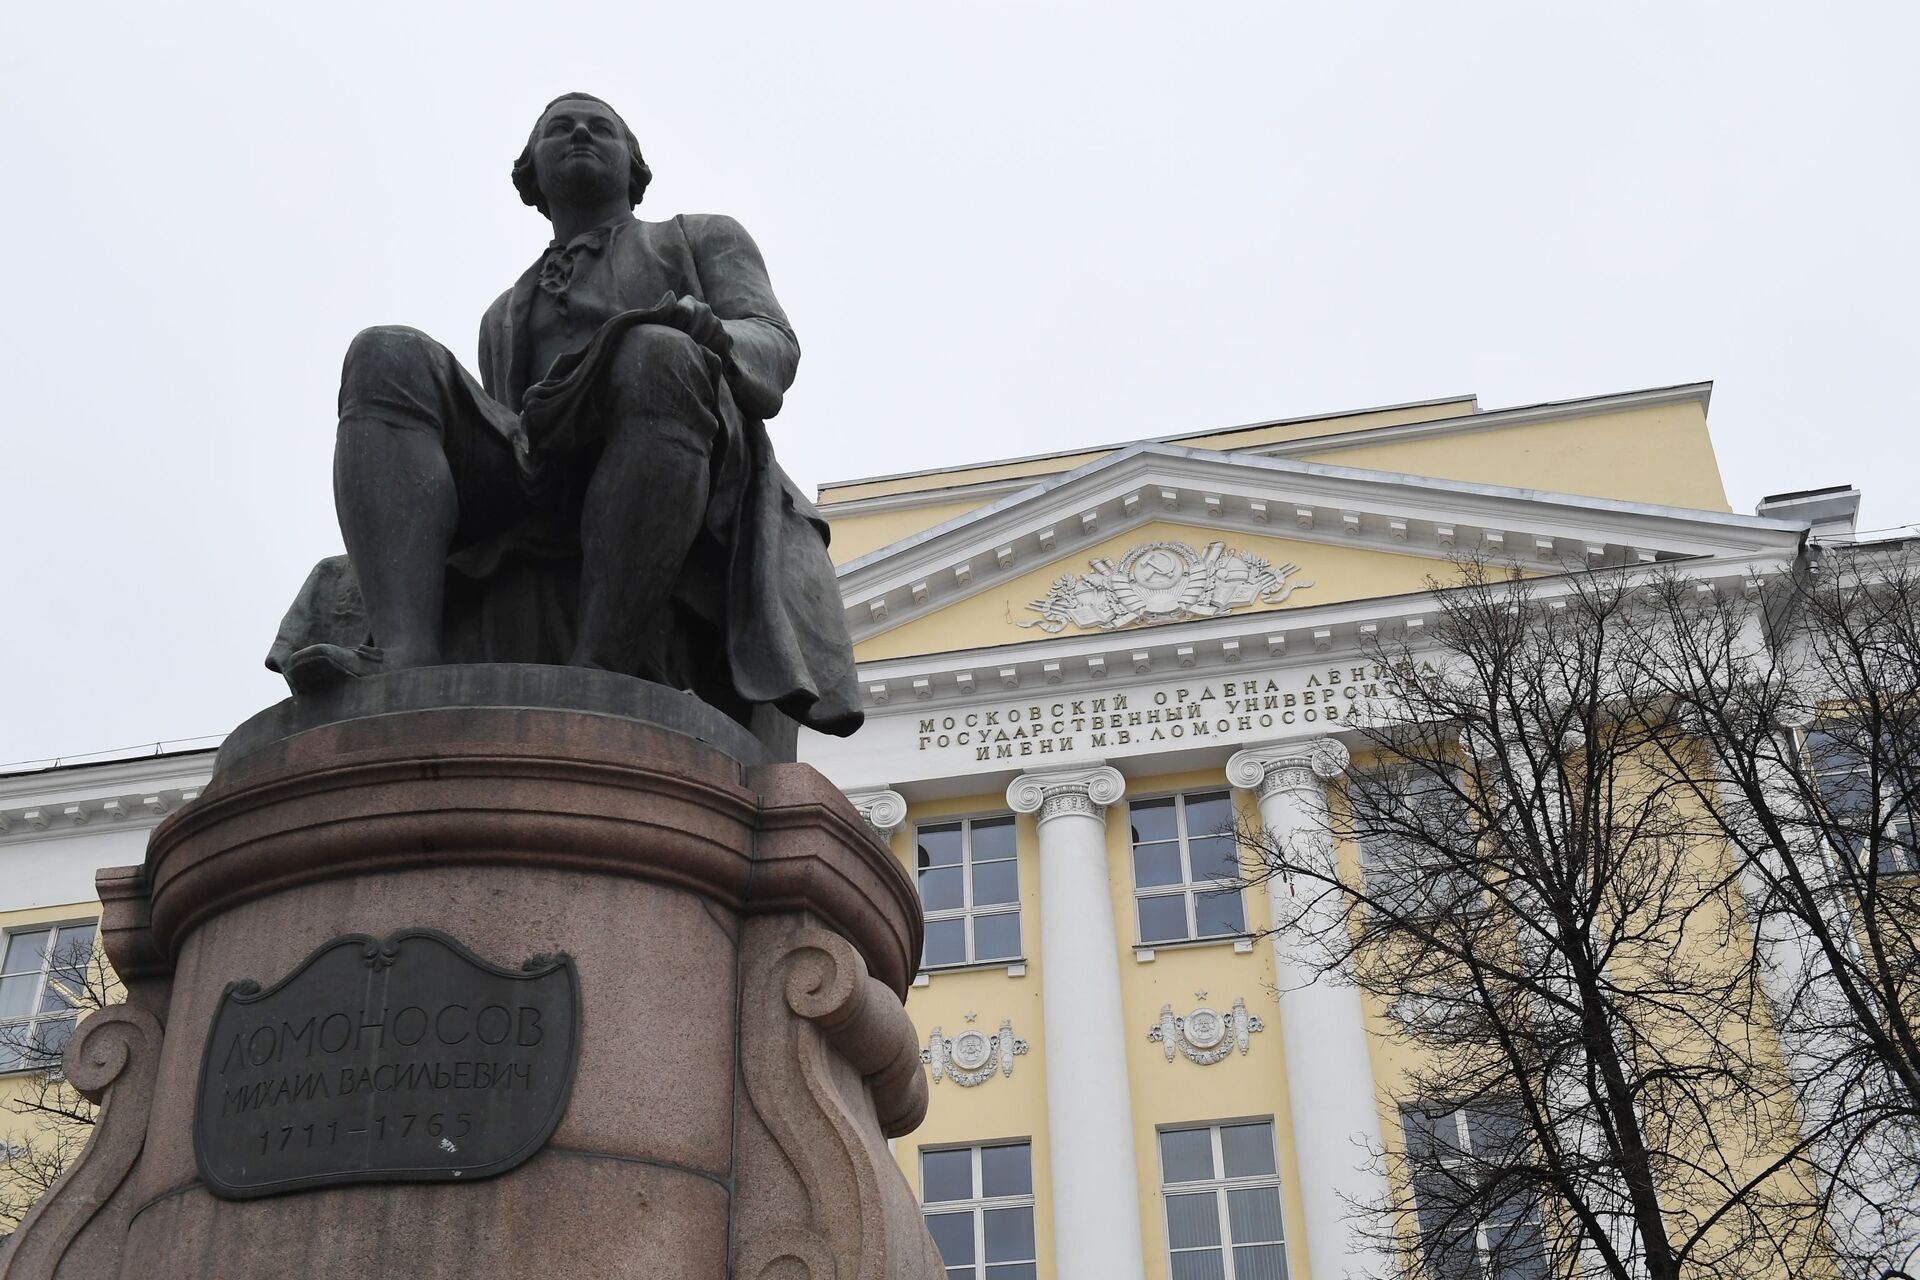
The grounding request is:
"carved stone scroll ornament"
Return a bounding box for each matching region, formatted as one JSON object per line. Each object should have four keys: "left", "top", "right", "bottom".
{"left": 1226, "top": 737, "right": 1351, "bottom": 801}
{"left": 843, "top": 787, "right": 909, "bottom": 837}
{"left": 1019, "top": 541, "right": 1314, "bottom": 633}
{"left": 734, "top": 919, "right": 944, "bottom": 1280}
{"left": 0, "top": 1004, "right": 164, "bottom": 1280}
{"left": 1005, "top": 765, "right": 1126, "bottom": 825}
{"left": 922, "top": 1019, "right": 1029, "bottom": 1087}
{"left": 1148, "top": 997, "right": 1265, "bottom": 1065}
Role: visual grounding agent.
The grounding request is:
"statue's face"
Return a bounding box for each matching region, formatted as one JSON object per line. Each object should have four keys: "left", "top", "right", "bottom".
{"left": 531, "top": 98, "right": 628, "bottom": 212}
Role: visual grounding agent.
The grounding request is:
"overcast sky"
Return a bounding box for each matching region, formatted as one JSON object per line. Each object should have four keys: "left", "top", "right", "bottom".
{"left": 2, "top": 2, "right": 1915, "bottom": 767}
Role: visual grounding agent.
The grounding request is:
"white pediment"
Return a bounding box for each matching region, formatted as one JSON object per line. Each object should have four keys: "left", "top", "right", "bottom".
{"left": 836, "top": 443, "right": 1805, "bottom": 646}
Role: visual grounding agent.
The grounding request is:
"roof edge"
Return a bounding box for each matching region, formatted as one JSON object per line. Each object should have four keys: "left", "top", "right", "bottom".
{"left": 831, "top": 437, "right": 1792, "bottom": 583}
{"left": 817, "top": 380, "right": 1712, "bottom": 508}
{"left": 815, "top": 390, "right": 1481, "bottom": 499}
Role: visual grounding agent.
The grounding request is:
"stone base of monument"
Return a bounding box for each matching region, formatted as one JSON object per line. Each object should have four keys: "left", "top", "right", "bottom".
{"left": 1, "top": 667, "right": 943, "bottom": 1280}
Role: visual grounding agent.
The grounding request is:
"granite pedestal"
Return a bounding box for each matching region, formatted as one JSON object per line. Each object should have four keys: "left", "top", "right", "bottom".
{"left": 2, "top": 667, "right": 941, "bottom": 1279}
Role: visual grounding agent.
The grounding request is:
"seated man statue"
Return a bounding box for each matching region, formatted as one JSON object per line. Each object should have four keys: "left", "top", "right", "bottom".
{"left": 268, "top": 92, "right": 862, "bottom": 751}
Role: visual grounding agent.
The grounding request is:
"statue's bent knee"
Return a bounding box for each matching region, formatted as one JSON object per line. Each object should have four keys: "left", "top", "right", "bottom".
{"left": 600, "top": 325, "right": 718, "bottom": 445}
{"left": 345, "top": 323, "right": 435, "bottom": 367}
{"left": 339, "top": 325, "right": 443, "bottom": 418}
{"left": 614, "top": 322, "right": 706, "bottom": 373}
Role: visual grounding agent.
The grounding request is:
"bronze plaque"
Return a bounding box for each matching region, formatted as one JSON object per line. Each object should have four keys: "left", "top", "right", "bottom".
{"left": 194, "top": 929, "right": 579, "bottom": 1199}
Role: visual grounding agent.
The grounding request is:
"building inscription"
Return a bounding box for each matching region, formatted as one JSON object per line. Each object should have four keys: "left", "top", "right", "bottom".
{"left": 914, "top": 662, "right": 1431, "bottom": 763}
{"left": 193, "top": 929, "right": 579, "bottom": 1199}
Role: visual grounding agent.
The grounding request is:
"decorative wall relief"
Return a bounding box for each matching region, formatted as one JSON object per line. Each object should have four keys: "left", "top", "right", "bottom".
{"left": 1149, "top": 997, "right": 1264, "bottom": 1065}
{"left": 1019, "top": 541, "right": 1312, "bottom": 633}
{"left": 922, "top": 1018, "right": 1028, "bottom": 1087}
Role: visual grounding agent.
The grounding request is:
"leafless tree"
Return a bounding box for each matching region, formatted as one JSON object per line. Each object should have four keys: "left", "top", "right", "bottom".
{"left": 1628, "top": 542, "right": 1920, "bottom": 1278}
{"left": 0, "top": 927, "right": 114, "bottom": 1240}
{"left": 1246, "top": 557, "right": 1837, "bottom": 1280}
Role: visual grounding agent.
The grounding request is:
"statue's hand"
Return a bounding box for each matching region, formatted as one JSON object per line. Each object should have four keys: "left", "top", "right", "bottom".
{"left": 664, "top": 295, "right": 734, "bottom": 359}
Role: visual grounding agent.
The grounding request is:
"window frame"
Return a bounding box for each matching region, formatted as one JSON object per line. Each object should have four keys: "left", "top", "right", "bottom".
{"left": 919, "top": 1139, "right": 1038, "bottom": 1280}
{"left": 914, "top": 813, "right": 1025, "bottom": 971}
{"left": 1401, "top": 1103, "right": 1548, "bottom": 1280}
{"left": 1155, "top": 1117, "right": 1288, "bottom": 1280}
{"left": 1127, "top": 789, "right": 1248, "bottom": 946}
{"left": 1352, "top": 765, "right": 1485, "bottom": 919}
{"left": 1803, "top": 725, "right": 1920, "bottom": 877}
{"left": 0, "top": 919, "right": 98, "bottom": 1077}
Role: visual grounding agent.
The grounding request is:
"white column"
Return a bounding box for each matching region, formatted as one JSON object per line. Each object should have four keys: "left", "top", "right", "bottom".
{"left": 1227, "top": 738, "right": 1387, "bottom": 1280}
{"left": 1722, "top": 724, "right": 1917, "bottom": 1268}
{"left": 1006, "top": 764, "right": 1146, "bottom": 1280}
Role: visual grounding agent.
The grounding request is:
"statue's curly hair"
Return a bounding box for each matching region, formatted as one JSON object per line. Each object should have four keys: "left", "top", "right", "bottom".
{"left": 511, "top": 92, "right": 652, "bottom": 218}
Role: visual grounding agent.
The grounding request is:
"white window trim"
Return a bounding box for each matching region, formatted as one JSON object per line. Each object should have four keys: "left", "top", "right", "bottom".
{"left": 1157, "top": 1119, "right": 1287, "bottom": 1280}
{"left": 917, "top": 815, "right": 1025, "bottom": 970}
{"left": 0, "top": 919, "right": 95, "bottom": 1077}
{"left": 1128, "top": 790, "right": 1247, "bottom": 945}
{"left": 920, "top": 1140, "right": 1038, "bottom": 1280}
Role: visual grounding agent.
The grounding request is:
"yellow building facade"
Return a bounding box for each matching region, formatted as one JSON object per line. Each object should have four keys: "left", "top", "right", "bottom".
{"left": 0, "top": 381, "right": 1871, "bottom": 1276}
{"left": 800, "top": 380, "right": 1850, "bottom": 1280}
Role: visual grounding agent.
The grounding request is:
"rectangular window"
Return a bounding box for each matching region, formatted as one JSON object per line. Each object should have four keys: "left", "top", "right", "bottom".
{"left": 1353, "top": 768, "right": 1480, "bottom": 918}
{"left": 917, "top": 816, "right": 1022, "bottom": 968}
{"left": 0, "top": 922, "right": 96, "bottom": 1074}
{"left": 1158, "top": 1120, "right": 1287, "bottom": 1280}
{"left": 1130, "top": 790, "right": 1247, "bottom": 944}
{"left": 921, "top": 1140, "right": 1037, "bottom": 1280}
{"left": 1400, "top": 1105, "right": 1547, "bottom": 1280}
{"left": 1805, "top": 728, "right": 1920, "bottom": 876}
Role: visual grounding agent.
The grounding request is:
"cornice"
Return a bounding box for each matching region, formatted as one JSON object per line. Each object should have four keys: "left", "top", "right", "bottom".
{"left": 0, "top": 750, "right": 215, "bottom": 844}
{"left": 818, "top": 475, "right": 1051, "bottom": 519}
{"left": 851, "top": 549, "right": 1798, "bottom": 710}
{"left": 835, "top": 443, "right": 1804, "bottom": 647}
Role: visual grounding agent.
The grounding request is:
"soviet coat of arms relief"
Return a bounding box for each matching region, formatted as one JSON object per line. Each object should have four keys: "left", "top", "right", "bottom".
{"left": 1018, "top": 541, "right": 1314, "bottom": 633}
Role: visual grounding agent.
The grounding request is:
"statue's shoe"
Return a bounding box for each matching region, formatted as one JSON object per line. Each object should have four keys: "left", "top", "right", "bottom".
{"left": 281, "top": 643, "right": 386, "bottom": 694}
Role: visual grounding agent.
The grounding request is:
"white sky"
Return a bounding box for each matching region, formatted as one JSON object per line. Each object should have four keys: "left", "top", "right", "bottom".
{"left": 2, "top": 1, "right": 1915, "bottom": 767}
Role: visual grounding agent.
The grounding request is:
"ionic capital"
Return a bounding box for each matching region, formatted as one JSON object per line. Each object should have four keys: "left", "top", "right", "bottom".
{"left": 843, "top": 787, "right": 909, "bottom": 835}
{"left": 1226, "top": 738, "right": 1350, "bottom": 801}
{"left": 1005, "top": 765, "right": 1126, "bottom": 826}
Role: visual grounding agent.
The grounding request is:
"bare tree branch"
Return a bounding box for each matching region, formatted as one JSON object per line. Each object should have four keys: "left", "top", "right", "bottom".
{"left": 1245, "top": 556, "right": 1852, "bottom": 1280}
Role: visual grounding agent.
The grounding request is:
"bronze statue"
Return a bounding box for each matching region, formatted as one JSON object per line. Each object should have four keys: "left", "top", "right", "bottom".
{"left": 269, "top": 93, "right": 861, "bottom": 747}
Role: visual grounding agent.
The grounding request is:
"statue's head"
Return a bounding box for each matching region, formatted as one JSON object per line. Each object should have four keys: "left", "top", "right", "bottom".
{"left": 512, "top": 92, "right": 653, "bottom": 219}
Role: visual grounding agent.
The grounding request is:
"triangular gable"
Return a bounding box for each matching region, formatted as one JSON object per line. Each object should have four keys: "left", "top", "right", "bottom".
{"left": 857, "top": 520, "right": 1478, "bottom": 661}
{"left": 837, "top": 443, "right": 1805, "bottom": 651}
